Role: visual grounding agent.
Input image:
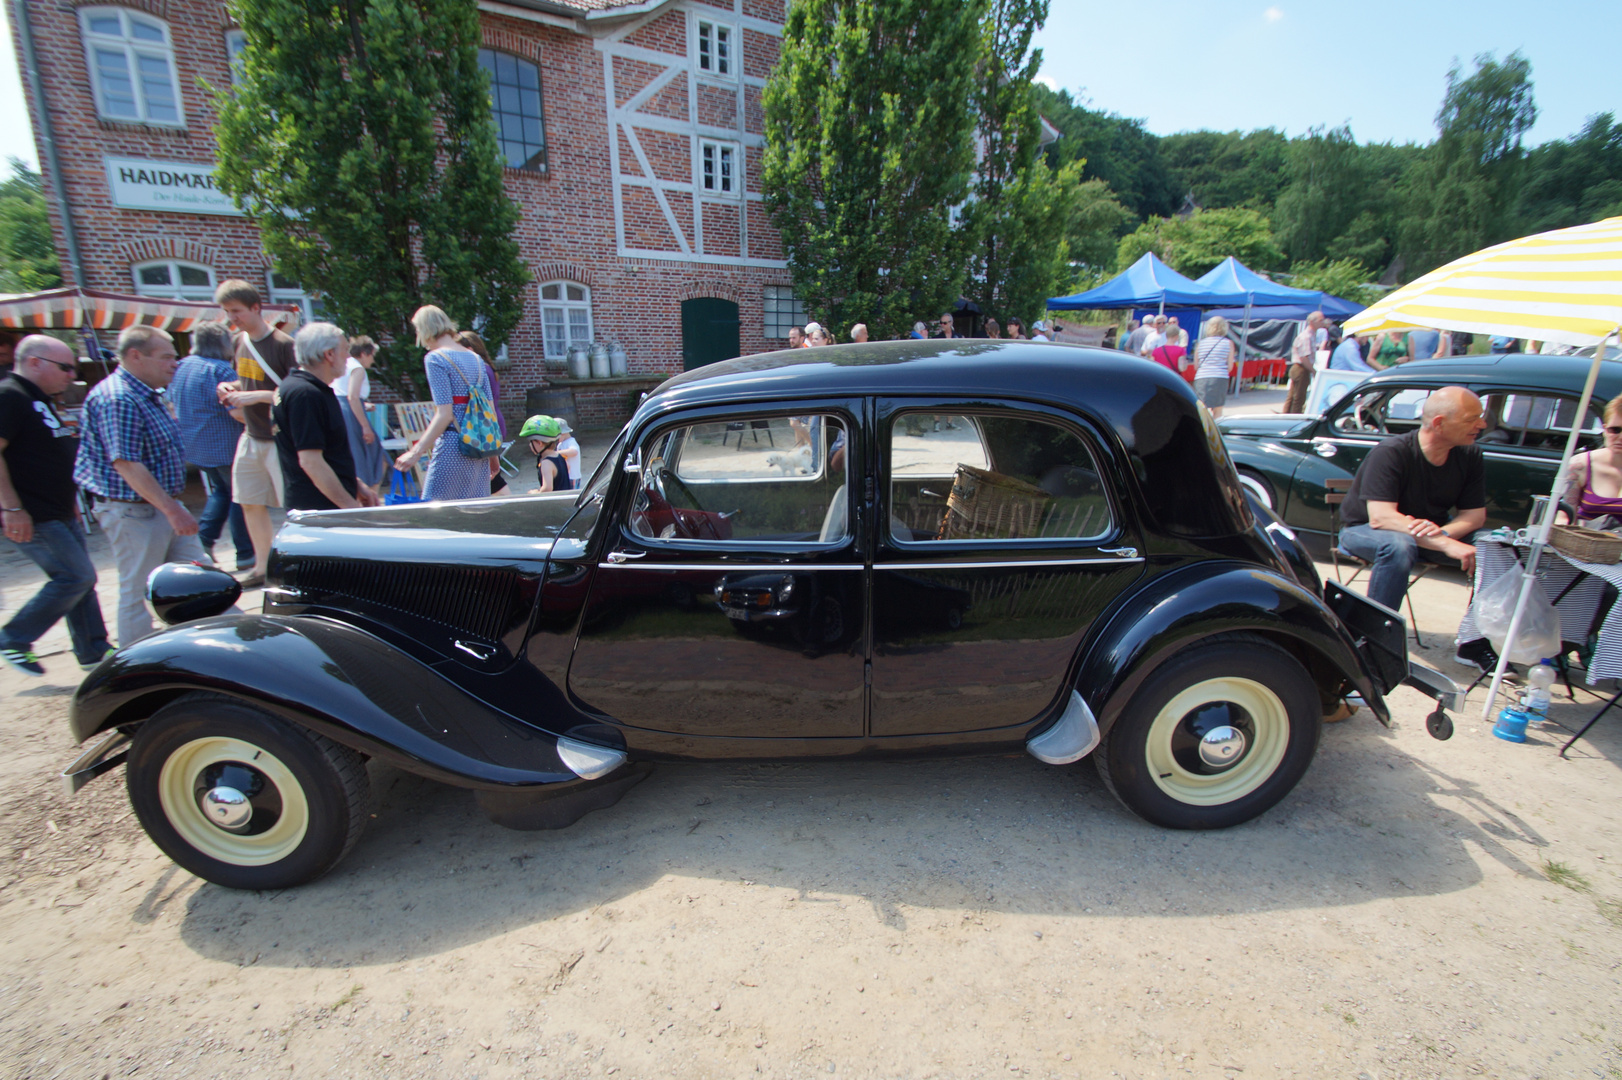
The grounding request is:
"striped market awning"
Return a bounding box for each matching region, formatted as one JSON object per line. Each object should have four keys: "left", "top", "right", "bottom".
{"left": 0, "top": 287, "right": 301, "bottom": 334}
{"left": 1345, "top": 215, "right": 1622, "bottom": 347}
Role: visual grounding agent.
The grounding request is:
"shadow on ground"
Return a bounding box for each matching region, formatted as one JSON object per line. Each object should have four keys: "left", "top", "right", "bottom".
{"left": 167, "top": 717, "right": 1550, "bottom": 968}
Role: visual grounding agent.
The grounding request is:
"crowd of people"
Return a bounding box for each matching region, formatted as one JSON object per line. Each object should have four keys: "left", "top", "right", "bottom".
{"left": 779, "top": 313, "right": 1056, "bottom": 349}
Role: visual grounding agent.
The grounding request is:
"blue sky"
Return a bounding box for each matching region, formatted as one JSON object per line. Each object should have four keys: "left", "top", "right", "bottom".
{"left": 1033, "top": 0, "right": 1619, "bottom": 146}
{"left": 1, "top": 0, "right": 1618, "bottom": 179}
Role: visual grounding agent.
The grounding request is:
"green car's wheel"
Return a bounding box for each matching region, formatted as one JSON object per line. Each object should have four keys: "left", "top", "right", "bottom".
{"left": 127, "top": 693, "right": 369, "bottom": 889}
{"left": 1096, "top": 637, "right": 1321, "bottom": 829}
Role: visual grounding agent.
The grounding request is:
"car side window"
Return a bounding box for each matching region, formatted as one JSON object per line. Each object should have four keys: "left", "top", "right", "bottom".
{"left": 888, "top": 411, "right": 1111, "bottom": 543}
{"left": 1331, "top": 387, "right": 1434, "bottom": 436}
{"left": 1479, "top": 392, "right": 1601, "bottom": 451}
{"left": 628, "top": 414, "right": 849, "bottom": 543}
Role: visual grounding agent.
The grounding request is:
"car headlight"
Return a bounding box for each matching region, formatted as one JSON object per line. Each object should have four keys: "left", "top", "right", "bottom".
{"left": 776, "top": 577, "right": 795, "bottom": 603}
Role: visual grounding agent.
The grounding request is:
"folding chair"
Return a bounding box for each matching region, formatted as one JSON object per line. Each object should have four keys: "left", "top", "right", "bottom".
{"left": 1325, "top": 476, "right": 1434, "bottom": 647}
{"left": 392, "top": 402, "right": 439, "bottom": 489}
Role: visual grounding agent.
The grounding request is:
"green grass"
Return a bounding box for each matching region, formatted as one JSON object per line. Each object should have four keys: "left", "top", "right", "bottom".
{"left": 1543, "top": 859, "right": 1592, "bottom": 892}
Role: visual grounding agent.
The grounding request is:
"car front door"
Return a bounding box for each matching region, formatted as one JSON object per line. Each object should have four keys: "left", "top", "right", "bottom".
{"left": 1285, "top": 383, "right": 1440, "bottom": 538}
{"left": 868, "top": 399, "right": 1145, "bottom": 736}
{"left": 567, "top": 403, "right": 867, "bottom": 739}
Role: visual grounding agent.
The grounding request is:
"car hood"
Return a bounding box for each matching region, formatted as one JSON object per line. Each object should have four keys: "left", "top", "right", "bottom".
{"left": 274, "top": 493, "right": 582, "bottom": 567}
{"left": 1218, "top": 414, "right": 1317, "bottom": 439}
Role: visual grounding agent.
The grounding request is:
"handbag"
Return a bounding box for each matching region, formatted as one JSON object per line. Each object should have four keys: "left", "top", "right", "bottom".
{"left": 385, "top": 469, "right": 423, "bottom": 505}
{"left": 441, "top": 351, "right": 503, "bottom": 459}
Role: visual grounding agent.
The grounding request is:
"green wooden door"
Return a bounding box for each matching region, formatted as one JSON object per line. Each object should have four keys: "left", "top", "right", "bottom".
{"left": 681, "top": 297, "right": 741, "bottom": 371}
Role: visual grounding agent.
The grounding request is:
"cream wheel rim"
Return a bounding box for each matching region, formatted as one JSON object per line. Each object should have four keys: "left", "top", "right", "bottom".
{"left": 157, "top": 737, "right": 308, "bottom": 865}
{"left": 1144, "top": 677, "right": 1290, "bottom": 805}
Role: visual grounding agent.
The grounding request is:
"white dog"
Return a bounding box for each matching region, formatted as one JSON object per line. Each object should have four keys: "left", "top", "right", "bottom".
{"left": 765, "top": 445, "right": 814, "bottom": 476}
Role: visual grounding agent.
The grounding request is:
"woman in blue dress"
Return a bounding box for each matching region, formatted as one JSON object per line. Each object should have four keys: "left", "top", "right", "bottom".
{"left": 393, "top": 305, "right": 497, "bottom": 501}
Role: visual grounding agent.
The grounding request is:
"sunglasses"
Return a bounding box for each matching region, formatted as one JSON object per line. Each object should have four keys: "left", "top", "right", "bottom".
{"left": 40, "top": 358, "right": 76, "bottom": 375}
{"left": 1606, "top": 426, "right": 1622, "bottom": 435}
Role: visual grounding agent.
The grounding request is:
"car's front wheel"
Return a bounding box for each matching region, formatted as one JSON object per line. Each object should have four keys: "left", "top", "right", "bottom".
{"left": 126, "top": 693, "right": 369, "bottom": 889}
{"left": 1095, "top": 636, "right": 1320, "bottom": 829}
{"left": 1236, "top": 470, "right": 1274, "bottom": 510}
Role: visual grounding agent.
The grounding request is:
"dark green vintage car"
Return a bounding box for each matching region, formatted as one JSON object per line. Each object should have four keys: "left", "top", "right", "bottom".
{"left": 1220, "top": 354, "right": 1622, "bottom": 559}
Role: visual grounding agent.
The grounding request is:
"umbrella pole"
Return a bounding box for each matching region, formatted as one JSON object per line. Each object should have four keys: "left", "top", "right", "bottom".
{"left": 1480, "top": 331, "right": 1617, "bottom": 721}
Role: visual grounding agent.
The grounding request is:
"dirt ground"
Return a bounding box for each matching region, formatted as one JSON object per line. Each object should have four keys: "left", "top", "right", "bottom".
{"left": 3, "top": 423, "right": 1622, "bottom": 1079}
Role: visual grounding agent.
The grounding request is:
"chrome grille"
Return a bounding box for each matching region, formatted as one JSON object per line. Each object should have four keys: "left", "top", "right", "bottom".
{"left": 283, "top": 557, "right": 527, "bottom": 643}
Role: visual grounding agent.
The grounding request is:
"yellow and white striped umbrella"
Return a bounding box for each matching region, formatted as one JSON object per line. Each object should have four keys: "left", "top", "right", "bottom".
{"left": 1345, "top": 215, "right": 1622, "bottom": 347}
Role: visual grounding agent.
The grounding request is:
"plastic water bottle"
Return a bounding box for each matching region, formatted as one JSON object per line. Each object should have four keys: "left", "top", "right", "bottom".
{"left": 1524, "top": 661, "right": 1555, "bottom": 721}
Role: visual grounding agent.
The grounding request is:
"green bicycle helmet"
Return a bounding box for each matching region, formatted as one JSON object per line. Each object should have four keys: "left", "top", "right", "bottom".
{"left": 519, "top": 415, "right": 562, "bottom": 440}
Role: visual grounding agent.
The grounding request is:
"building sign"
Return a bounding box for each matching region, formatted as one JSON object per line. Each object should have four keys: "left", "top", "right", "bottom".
{"left": 103, "top": 156, "right": 243, "bottom": 217}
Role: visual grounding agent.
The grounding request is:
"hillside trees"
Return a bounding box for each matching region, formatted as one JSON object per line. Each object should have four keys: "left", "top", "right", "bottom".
{"left": 0, "top": 160, "right": 62, "bottom": 293}
{"left": 212, "top": 0, "right": 529, "bottom": 392}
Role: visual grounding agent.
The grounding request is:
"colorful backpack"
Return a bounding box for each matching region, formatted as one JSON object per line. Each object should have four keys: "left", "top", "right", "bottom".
{"left": 443, "top": 351, "right": 503, "bottom": 459}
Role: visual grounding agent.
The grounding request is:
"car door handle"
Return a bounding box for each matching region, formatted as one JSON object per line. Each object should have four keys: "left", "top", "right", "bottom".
{"left": 606, "top": 550, "right": 645, "bottom": 563}
{"left": 1098, "top": 546, "right": 1138, "bottom": 558}
{"left": 1313, "top": 439, "right": 1338, "bottom": 458}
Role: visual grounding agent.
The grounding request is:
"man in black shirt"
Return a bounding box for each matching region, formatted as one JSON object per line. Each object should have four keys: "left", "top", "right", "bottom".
{"left": 1339, "top": 385, "right": 1487, "bottom": 610}
{"left": 271, "top": 323, "right": 380, "bottom": 512}
{"left": 0, "top": 336, "right": 113, "bottom": 676}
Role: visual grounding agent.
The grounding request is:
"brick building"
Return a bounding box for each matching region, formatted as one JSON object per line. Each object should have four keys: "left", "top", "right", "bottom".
{"left": 12, "top": 0, "right": 810, "bottom": 427}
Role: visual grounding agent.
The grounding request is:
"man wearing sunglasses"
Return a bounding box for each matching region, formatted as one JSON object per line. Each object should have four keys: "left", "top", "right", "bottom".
{"left": 0, "top": 335, "right": 113, "bottom": 677}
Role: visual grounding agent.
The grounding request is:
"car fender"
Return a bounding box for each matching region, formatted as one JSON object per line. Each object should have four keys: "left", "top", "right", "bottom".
{"left": 70, "top": 614, "right": 579, "bottom": 790}
{"left": 1074, "top": 562, "right": 1389, "bottom": 735}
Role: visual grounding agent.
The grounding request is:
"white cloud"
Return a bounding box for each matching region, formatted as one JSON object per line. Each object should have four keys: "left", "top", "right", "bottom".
{"left": 1264, "top": 6, "right": 1284, "bottom": 21}
{"left": 1034, "top": 74, "right": 1059, "bottom": 91}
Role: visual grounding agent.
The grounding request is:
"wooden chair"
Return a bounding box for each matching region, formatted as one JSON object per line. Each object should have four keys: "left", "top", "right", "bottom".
{"left": 1325, "top": 475, "right": 1434, "bottom": 647}
{"left": 392, "top": 402, "right": 439, "bottom": 489}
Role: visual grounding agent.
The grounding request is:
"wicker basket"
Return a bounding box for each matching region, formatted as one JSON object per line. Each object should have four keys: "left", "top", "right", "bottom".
{"left": 937, "top": 464, "right": 1053, "bottom": 541}
{"left": 1550, "top": 524, "right": 1622, "bottom": 564}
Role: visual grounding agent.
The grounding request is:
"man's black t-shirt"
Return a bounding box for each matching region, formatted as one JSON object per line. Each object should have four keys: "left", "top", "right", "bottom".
{"left": 271, "top": 368, "right": 357, "bottom": 511}
{"left": 0, "top": 371, "right": 79, "bottom": 522}
{"left": 1341, "top": 429, "right": 1486, "bottom": 528}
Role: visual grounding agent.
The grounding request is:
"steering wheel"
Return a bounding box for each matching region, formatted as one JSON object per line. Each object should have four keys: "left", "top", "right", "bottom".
{"left": 1354, "top": 397, "right": 1388, "bottom": 434}
{"left": 648, "top": 463, "right": 701, "bottom": 516}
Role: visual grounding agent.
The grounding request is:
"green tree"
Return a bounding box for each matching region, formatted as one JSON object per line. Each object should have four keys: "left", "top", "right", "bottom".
{"left": 1284, "top": 258, "right": 1383, "bottom": 308}
{"left": 1064, "top": 176, "right": 1134, "bottom": 271}
{"left": 961, "top": 0, "right": 1073, "bottom": 327}
{"left": 1116, "top": 207, "right": 1283, "bottom": 277}
{"left": 1400, "top": 51, "right": 1537, "bottom": 276}
{"left": 762, "top": 0, "right": 983, "bottom": 339}
{"left": 212, "top": 0, "right": 529, "bottom": 392}
{"left": 1518, "top": 113, "right": 1622, "bottom": 233}
{"left": 1159, "top": 128, "right": 1290, "bottom": 215}
{"left": 1033, "top": 83, "right": 1177, "bottom": 220}
{"left": 0, "top": 159, "right": 62, "bottom": 293}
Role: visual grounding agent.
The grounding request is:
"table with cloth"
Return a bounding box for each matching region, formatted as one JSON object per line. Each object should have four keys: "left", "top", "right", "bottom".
{"left": 1456, "top": 535, "right": 1622, "bottom": 684}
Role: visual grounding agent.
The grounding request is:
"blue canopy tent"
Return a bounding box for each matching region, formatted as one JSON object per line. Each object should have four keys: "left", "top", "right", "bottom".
{"left": 1194, "top": 257, "right": 1367, "bottom": 378}
{"left": 1048, "top": 253, "right": 1249, "bottom": 311}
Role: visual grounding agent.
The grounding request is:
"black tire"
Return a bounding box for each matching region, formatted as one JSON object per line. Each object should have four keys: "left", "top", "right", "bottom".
{"left": 1236, "top": 470, "right": 1274, "bottom": 510}
{"left": 126, "top": 692, "right": 369, "bottom": 889}
{"left": 1095, "top": 636, "right": 1320, "bottom": 829}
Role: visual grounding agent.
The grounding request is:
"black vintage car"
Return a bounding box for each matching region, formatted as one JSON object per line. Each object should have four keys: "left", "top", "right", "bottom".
{"left": 64, "top": 341, "right": 1461, "bottom": 889}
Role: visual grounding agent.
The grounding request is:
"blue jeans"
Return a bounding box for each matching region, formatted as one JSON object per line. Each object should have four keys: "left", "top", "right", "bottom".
{"left": 0, "top": 517, "right": 112, "bottom": 664}
{"left": 1338, "top": 523, "right": 1457, "bottom": 611}
{"left": 197, "top": 464, "right": 253, "bottom": 569}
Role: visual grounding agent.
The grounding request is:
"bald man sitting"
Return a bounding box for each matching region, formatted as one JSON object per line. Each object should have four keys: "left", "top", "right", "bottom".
{"left": 1337, "top": 386, "right": 1487, "bottom": 611}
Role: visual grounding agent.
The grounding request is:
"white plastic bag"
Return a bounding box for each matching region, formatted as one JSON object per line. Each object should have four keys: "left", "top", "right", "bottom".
{"left": 1474, "top": 566, "right": 1561, "bottom": 664}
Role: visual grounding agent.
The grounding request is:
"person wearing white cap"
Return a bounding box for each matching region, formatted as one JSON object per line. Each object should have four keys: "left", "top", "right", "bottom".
{"left": 1031, "top": 320, "right": 1051, "bottom": 342}
{"left": 555, "top": 417, "right": 581, "bottom": 487}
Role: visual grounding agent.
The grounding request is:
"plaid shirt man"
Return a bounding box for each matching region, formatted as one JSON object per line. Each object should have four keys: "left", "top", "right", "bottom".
{"left": 74, "top": 367, "right": 187, "bottom": 501}
{"left": 170, "top": 354, "right": 243, "bottom": 468}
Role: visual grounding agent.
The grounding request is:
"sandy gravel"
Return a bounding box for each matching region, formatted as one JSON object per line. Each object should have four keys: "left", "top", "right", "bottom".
{"left": 2, "top": 512, "right": 1621, "bottom": 1079}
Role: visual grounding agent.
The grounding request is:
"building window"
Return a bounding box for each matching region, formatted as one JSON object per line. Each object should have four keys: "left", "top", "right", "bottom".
{"left": 224, "top": 29, "right": 248, "bottom": 88}
{"left": 539, "top": 281, "right": 592, "bottom": 360}
{"left": 80, "top": 7, "right": 184, "bottom": 126}
{"left": 699, "top": 141, "right": 737, "bottom": 196}
{"left": 763, "top": 286, "right": 805, "bottom": 339}
{"left": 696, "top": 20, "right": 732, "bottom": 77}
{"left": 268, "top": 271, "right": 327, "bottom": 323}
{"left": 478, "top": 48, "right": 547, "bottom": 172}
{"left": 133, "top": 260, "right": 215, "bottom": 302}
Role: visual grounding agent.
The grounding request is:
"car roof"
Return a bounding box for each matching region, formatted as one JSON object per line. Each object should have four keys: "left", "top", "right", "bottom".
{"left": 1355, "top": 354, "right": 1622, "bottom": 398}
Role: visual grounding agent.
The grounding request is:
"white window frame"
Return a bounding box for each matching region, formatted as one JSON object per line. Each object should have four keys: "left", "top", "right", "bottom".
{"left": 695, "top": 18, "right": 734, "bottom": 79}
{"left": 224, "top": 29, "right": 248, "bottom": 88}
{"left": 538, "top": 281, "right": 593, "bottom": 362}
{"left": 698, "top": 140, "right": 739, "bottom": 198}
{"left": 132, "top": 259, "right": 216, "bottom": 302}
{"left": 79, "top": 7, "right": 186, "bottom": 127}
{"left": 268, "top": 270, "right": 326, "bottom": 324}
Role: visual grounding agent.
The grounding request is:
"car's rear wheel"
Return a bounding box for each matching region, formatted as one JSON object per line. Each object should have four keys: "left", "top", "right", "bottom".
{"left": 1236, "top": 470, "right": 1274, "bottom": 510}
{"left": 126, "top": 693, "right": 369, "bottom": 889}
{"left": 1095, "top": 637, "right": 1320, "bottom": 829}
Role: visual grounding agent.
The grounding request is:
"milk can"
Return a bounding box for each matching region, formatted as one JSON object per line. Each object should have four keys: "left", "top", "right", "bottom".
{"left": 608, "top": 341, "right": 629, "bottom": 377}
{"left": 589, "top": 342, "right": 611, "bottom": 379}
{"left": 565, "top": 342, "right": 591, "bottom": 380}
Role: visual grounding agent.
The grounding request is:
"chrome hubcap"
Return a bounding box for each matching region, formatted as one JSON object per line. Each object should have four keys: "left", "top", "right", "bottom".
{"left": 201, "top": 786, "right": 252, "bottom": 832}
{"left": 1198, "top": 724, "right": 1247, "bottom": 768}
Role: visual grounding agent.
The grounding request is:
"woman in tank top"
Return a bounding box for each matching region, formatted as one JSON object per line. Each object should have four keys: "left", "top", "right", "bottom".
{"left": 1562, "top": 395, "right": 1622, "bottom": 531}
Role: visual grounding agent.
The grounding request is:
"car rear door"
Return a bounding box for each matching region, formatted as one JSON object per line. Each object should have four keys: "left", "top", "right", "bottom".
{"left": 868, "top": 398, "right": 1145, "bottom": 736}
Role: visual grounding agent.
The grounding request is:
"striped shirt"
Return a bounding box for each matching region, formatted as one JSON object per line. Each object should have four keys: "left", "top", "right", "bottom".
{"left": 1193, "top": 337, "right": 1235, "bottom": 381}
{"left": 170, "top": 354, "right": 244, "bottom": 468}
{"left": 74, "top": 367, "right": 187, "bottom": 501}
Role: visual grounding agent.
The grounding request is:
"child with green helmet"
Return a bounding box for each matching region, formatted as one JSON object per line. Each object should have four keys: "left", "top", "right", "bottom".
{"left": 519, "top": 415, "right": 575, "bottom": 493}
